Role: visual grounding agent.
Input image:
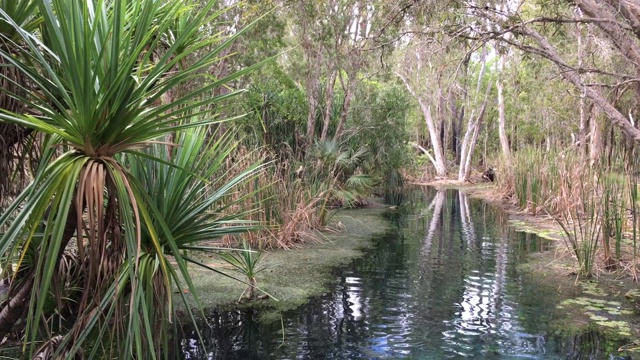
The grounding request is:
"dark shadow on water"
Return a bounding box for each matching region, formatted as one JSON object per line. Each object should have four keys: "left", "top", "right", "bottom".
{"left": 172, "top": 188, "right": 629, "bottom": 360}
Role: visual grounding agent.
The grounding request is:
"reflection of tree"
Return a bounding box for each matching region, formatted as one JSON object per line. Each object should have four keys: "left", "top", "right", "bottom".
{"left": 173, "top": 309, "right": 263, "bottom": 360}
{"left": 443, "top": 192, "right": 549, "bottom": 358}
{"left": 459, "top": 191, "right": 477, "bottom": 248}
{"left": 172, "top": 189, "right": 565, "bottom": 359}
{"left": 421, "top": 190, "right": 446, "bottom": 256}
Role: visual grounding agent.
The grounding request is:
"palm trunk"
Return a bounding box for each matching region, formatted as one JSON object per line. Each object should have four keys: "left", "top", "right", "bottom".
{"left": 0, "top": 275, "right": 33, "bottom": 339}
{"left": 0, "top": 201, "right": 78, "bottom": 340}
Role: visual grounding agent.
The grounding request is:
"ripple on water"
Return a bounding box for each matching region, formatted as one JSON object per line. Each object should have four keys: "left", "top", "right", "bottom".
{"left": 175, "top": 190, "right": 590, "bottom": 360}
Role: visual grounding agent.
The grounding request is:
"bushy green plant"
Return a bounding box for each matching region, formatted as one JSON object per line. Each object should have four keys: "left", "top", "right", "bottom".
{"left": 217, "top": 240, "right": 271, "bottom": 302}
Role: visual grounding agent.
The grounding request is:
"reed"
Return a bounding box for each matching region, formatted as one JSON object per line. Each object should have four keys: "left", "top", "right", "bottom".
{"left": 630, "top": 176, "right": 638, "bottom": 260}
{"left": 552, "top": 168, "right": 602, "bottom": 278}
{"left": 512, "top": 148, "right": 547, "bottom": 213}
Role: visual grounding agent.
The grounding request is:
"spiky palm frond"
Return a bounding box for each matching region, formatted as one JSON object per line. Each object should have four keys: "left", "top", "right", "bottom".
{"left": 0, "top": 0, "right": 268, "bottom": 358}
{"left": 0, "top": 0, "right": 41, "bottom": 205}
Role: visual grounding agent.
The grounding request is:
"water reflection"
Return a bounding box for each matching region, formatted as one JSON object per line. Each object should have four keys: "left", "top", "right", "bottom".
{"left": 174, "top": 189, "right": 618, "bottom": 359}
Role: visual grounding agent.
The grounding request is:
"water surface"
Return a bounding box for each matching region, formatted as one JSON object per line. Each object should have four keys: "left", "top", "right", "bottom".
{"left": 175, "top": 189, "right": 618, "bottom": 359}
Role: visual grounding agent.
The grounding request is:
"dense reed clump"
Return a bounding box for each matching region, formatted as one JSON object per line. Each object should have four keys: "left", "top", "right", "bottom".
{"left": 502, "top": 147, "right": 561, "bottom": 215}
{"left": 500, "top": 146, "right": 640, "bottom": 279}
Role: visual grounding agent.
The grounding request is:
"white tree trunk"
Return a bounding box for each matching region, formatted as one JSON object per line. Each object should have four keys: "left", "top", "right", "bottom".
{"left": 458, "top": 103, "right": 488, "bottom": 181}
{"left": 496, "top": 53, "right": 511, "bottom": 165}
{"left": 590, "top": 105, "right": 603, "bottom": 166}
{"left": 419, "top": 100, "right": 448, "bottom": 178}
{"left": 396, "top": 71, "right": 447, "bottom": 178}
{"left": 459, "top": 48, "right": 491, "bottom": 182}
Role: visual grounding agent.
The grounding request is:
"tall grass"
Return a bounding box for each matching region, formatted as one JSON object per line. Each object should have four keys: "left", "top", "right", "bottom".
{"left": 629, "top": 174, "right": 639, "bottom": 281}
{"left": 502, "top": 146, "right": 640, "bottom": 278}
{"left": 601, "top": 173, "right": 626, "bottom": 267}
{"left": 552, "top": 168, "right": 602, "bottom": 277}
{"left": 217, "top": 147, "right": 323, "bottom": 250}
{"left": 508, "top": 148, "right": 561, "bottom": 214}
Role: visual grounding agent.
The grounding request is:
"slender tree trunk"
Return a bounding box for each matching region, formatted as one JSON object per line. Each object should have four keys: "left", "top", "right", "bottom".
{"left": 298, "top": 1, "right": 322, "bottom": 150}
{"left": 459, "top": 48, "right": 491, "bottom": 182}
{"left": 496, "top": 72, "right": 511, "bottom": 164}
{"left": 305, "top": 70, "right": 320, "bottom": 147}
{"left": 334, "top": 70, "right": 356, "bottom": 142}
{"left": 396, "top": 72, "right": 447, "bottom": 178}
{"left": 459, "top": 102, "right": 489, "bottom": 181}
{"left": 320, "top": 69, "right": 338, "bottom": 141}
{"left": 420, "top": 101, "right": 447, "bottom": 178}
{"left": 576, "top": 14, "right": 589, "bottom": 159}
{"left": 589, "top": 104, "right": 603, "bottom": 166}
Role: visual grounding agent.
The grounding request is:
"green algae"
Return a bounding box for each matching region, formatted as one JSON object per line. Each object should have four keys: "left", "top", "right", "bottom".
{"left": 557, "top": 296, "right": 634, "bottom": 339}
{"left": 174, "top": 203, "right": 391, "bottom": 321}
{"left": 579, "top": 280, "right": 609, "bottom": 297}
{"left": 507, "top": 219, "right": 563, "bottom": 241}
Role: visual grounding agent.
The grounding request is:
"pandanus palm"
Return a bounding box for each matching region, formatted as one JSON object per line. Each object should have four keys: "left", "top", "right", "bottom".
{"left": 0, "top": 0, "right": 264, "bottom": 358}
{"left": 0, "top": 0, "right": 40, "bottom": 205}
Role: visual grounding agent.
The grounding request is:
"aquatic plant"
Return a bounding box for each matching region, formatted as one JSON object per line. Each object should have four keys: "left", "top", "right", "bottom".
{"left": 217, "top": 240, "right": 269, "bottom": 301}
{"left": 601, "top": 173, "right": 626, "bottom": 267}
{"left": 552, "top": 168, "right": 602, "bottom": 278}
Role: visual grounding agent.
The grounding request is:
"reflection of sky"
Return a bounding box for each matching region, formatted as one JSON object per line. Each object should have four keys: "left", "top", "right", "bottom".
{"left": 177, "top": 190, "right": 563, "bottom": 360}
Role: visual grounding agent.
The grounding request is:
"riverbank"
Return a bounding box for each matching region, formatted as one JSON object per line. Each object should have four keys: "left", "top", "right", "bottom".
{"left": 441, "top": 181, "right": 640, "bottom": 357}
{"left": 175, "top": 201, "right": 391, "bottom": 320}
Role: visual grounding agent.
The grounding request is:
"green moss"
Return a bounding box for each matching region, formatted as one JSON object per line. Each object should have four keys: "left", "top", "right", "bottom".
{"left": 174, "top": 203, "right": 391, "bottom": 321}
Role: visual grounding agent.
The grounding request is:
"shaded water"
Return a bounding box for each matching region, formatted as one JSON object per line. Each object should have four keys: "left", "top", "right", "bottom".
{"left": 174, "top": 189, "right": 622, "bottom": 359}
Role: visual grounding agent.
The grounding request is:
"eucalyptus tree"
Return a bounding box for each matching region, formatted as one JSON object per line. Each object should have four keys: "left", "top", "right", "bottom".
{"left": 285, "top": 0, "right": 380, "bottom": 149}
{"left": 394, "top": 35, "right": 449, "bottom": 178}
{"left": 466, "top": 0, "right": 640, "bottom": 153}
{"left": 394, "top": 25, "right": 495, "bottom": 181}
{"left": 0, "top": 0, "right": 265, "bottom": 358}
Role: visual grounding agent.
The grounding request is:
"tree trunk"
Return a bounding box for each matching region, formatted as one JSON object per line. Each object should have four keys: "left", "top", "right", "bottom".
{"left": 458, "top": 102, "right": 489, "bottom": 182}
{"left": 396, "top": 71, "right": 447, "bottom": 178}
{"left": 305, "top": 71, "right": 320, "bottom": 148}
{"left": 420, "top": 101, "right": 447, "bottom": 178}
{"left": 459, "top": 48, "right": 491, "bottom": 182}
{"left": 0, "top": 275, "right": 33, "bottom": 339}
{"left": 320, "top": 69, "right": 338, "bottom": 141}
{"left": 589, "top": 105, "right": 603, "bottom": 166}
{"left": 496, "top": 70, "right": 511, "bottom": 164}
{"left": 576, "top": 14, "right": 589, "bottom": 159}
{"left": 334, "top": 70, "right": 356, "bottom": 142}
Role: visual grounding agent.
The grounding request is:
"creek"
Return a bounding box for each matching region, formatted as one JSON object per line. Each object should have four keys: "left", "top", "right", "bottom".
{"left": 173, "top": 188, "right": 629, "bottom": 359}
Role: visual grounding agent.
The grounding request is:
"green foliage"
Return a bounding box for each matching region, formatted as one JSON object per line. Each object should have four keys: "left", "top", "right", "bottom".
{"left": 216, "top": 240, "right": 270, "bottom": 301}
{"left": 241, "top": 79, "right": 307, "bottom": 159}
{"left": 0, "top": 0, "right": 40, "bottom": 39}
{"left": 350, "top": 83, "right": 411, "bottom": 202}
